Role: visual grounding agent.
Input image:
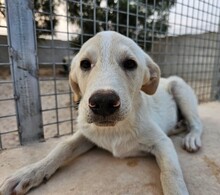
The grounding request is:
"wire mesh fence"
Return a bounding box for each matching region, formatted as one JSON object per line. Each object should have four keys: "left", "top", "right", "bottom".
{"left": 0, "top": 0, "right": 220, "bottom": 149}
{"left": 0, "top": 0, "right": 20, "bottom": 149}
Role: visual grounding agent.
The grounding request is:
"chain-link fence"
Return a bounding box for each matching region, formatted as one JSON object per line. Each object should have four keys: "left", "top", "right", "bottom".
{"left": 0, "top": 0, "right": 220, "bottom": 149}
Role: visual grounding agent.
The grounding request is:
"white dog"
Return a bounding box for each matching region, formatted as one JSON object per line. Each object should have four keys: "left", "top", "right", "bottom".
{"left": 0, "top": 31, "right": 202, "bottom": 195}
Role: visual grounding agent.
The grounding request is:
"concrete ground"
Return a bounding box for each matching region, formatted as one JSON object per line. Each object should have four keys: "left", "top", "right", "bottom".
{"left": 0, "top": 102, "right": 220, "bottom": 195}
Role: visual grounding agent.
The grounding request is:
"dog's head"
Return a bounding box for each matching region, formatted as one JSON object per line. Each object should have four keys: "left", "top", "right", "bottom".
{"left": 69, "top": 31, "right": 160, "bottom": 127}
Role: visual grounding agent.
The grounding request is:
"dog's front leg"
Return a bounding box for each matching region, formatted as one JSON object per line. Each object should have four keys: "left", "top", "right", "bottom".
{"left": 140, "top": 123, "right": 189, "bottom": 195}
{"left": 0, "top": 131, "right": 94, "bottom": 195}
{"left": 151, "top": 137, "right": 189, "bottom": 195}
{"left": 144, "top": 134, "right": 188, "bottom": 195}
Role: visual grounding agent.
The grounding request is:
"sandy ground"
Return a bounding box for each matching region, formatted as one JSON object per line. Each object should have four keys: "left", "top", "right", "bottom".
{"left": 0, "top": 68, "right": 77, "bottom": 149}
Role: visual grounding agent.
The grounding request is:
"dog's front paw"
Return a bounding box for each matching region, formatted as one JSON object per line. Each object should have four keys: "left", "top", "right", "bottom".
{"left": 0, "top": 169, "right": 34, "bottom": 195}
{"left": 0, "top": 164, "right": 46, "bottom": 195}
{"left": 182, "top": 132, "right": 201, "bottom": 152}
{"left": 161, "top": 172, "right": 189, "bottom": 195}
{"left": 0, "top": 175, "right": 29, "bottom": 195}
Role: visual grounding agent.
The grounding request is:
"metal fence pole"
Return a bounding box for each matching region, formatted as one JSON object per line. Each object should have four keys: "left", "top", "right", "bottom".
{"left": 6, "top": 0, "right": 44, "bottom": 144}
{"left": 211, "top": 19, "right": 220, "bottom": 100}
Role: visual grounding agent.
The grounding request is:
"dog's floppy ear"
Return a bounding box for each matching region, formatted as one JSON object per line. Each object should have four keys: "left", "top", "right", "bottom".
{"left": 141, "top": 58, "right": 161, "bottom": 95}
{"left": 69, "top": 57, "right": 81, "bottom": 105}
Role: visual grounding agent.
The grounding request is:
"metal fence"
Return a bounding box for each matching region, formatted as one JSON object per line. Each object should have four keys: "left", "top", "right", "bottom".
{"left": 0, "top": 0, "right": 220, "bottom": 149}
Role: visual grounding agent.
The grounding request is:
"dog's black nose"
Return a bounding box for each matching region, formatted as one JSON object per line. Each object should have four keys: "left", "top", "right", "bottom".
{"left": 89, "top": 90, "right": 120, "bottom": 116}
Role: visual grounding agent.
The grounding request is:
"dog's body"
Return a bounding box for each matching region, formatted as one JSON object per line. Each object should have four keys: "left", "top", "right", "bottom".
{"left": 79, "top": 76, "right": 198, "bottom": 159}
{"left": 0, "top": 31, "right": 202, "bottom": 195}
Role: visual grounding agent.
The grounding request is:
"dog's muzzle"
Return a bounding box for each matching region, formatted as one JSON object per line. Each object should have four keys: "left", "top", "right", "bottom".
{"left": 88, "top": 90, "right": 121, "bottom": 126}
{"left": 89, "top": 90, "right": 120, "bottom": 116}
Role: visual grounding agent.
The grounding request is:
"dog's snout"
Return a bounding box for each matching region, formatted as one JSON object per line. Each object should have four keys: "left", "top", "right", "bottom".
{"left": 89, "top": 90, "right": 120, "bottom": 116}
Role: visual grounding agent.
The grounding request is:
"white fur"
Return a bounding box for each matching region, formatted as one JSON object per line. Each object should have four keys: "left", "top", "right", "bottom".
{"left": 0, "top": 31, "right": 202, "bottom": 195}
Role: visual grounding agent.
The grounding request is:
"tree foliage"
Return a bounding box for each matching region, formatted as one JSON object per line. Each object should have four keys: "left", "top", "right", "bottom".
{"left": 68, "top": 0, "right": 176, "bottom": 50}
{"left": 0, "top": 0, "right": 6, "bottom": 18}
{"left": 34, "top": 0, "right": 61, "bottom": 38}
{"left": 1, "top": 0, "right": 175, "bottom": 51}
{"left": 0, "top": 0, "right": 61, "bottom": 38}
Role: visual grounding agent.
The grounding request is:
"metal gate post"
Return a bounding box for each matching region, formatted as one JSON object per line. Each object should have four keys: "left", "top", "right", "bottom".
{"left": 6, "top": 0, "right": 44, "bottom": 144}
{"left": 211, "top": 20, "right": 220, "bottom": 100}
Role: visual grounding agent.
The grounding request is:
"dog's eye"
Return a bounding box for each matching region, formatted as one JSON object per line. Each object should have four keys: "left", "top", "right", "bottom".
{"left": 80, "top": 59, "right": 91, "bottom": 71}
{"left": 122, "top": 59, "right": 137, "bottom": 70}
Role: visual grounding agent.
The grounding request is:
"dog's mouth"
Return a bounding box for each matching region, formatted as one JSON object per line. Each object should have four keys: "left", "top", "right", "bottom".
{"left": 87, "top": 114, "right": 123, "bottom": 127}
{"left": 88, "top": 118, "right": 118, "bottom": 127}
{"left": 94, "top": 121, "right": 117, "bottom": 127}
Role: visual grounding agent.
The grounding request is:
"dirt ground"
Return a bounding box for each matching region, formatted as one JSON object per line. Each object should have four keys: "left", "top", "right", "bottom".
{"left": 0, "top": 67, "right": 77, "bottom": 149}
